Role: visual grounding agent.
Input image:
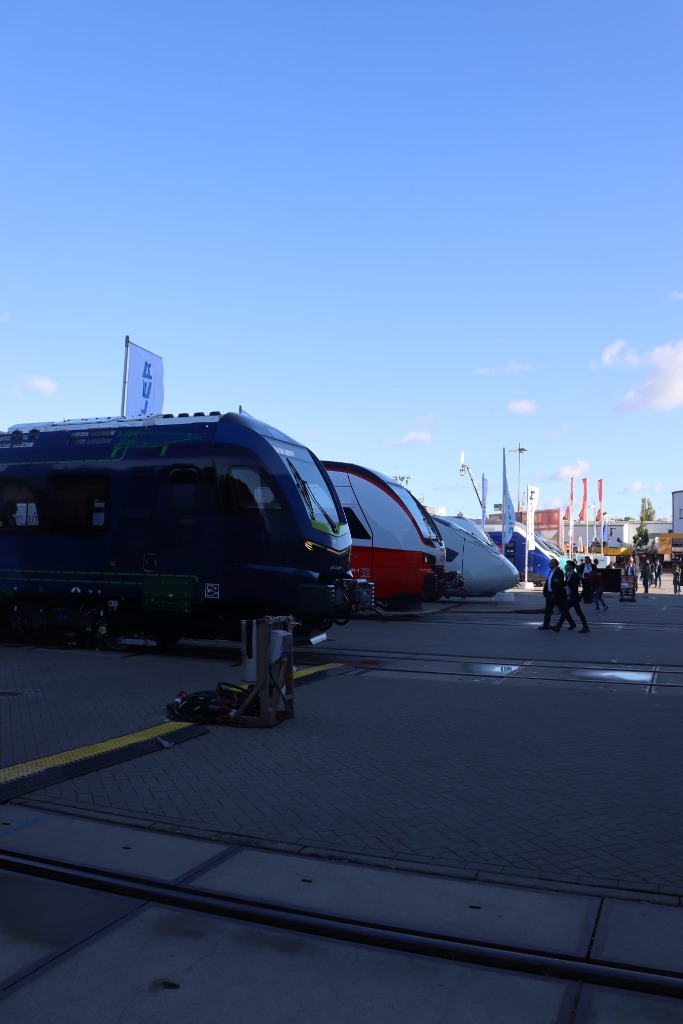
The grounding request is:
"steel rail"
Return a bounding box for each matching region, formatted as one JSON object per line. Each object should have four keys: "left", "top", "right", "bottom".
{"left": 1, "top": 848, "right": 683, "bottom": 1001}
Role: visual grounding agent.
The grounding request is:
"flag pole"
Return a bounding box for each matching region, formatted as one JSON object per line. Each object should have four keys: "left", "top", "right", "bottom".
{"left": 120, "top": 335, "right": 131, "bottom": 417}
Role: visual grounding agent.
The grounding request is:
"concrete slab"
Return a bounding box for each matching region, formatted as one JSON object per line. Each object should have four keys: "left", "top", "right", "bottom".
{"left": 189, "top": 848, "right": 599, "bottom": 956}
{"left": 652, "top": 672, "right": 683, "bottom": 689}
{"left": 575, "top": 984, "right": 683, "bottom": 1022}
{"left": 592, "top": 899, "right": 683, "bottom": 974}
{"left": 0, "top": 807, "right": 224, "bottom": 882}
{"left": 0, "top": 868, "right": 138, "bottom": 987}
{"left": 0, "top": 903, "right": 572, "bottom": 1024}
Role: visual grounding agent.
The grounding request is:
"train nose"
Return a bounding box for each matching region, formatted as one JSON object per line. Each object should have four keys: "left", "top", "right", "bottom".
{"left": 465, "top": 556, "right": 519, "bottom": 595}
{"left": 502, "top": 558, "right": 520, "bottom": 588}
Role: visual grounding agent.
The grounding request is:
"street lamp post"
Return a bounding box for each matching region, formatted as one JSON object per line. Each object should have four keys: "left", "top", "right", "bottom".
{"left": 588, "top": 504, "right": 597, "bottom": 551}
{"left": 509, "top": 444, "right": 528, "bottom": 517}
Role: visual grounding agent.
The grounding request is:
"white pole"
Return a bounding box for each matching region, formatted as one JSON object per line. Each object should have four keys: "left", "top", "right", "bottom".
{"left": 120, "top": 335, "right": 131, "bottom": 417}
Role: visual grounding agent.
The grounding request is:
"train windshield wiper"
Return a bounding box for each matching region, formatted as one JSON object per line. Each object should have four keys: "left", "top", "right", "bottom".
{"left": 287, "top": 459, "right": 338, "bottom": 533}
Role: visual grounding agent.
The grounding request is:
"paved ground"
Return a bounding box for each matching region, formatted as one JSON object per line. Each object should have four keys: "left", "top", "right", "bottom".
{"left": 2, "top": 579, "right": 682, "bottom": 902}
{"left": 3, "top": 581, "right": 683, "bottom": 1021}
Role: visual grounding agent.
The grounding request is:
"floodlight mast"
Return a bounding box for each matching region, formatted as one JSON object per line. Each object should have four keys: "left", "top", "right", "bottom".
{"left": 459, "top": 451, "right": 482, "bottom": 508}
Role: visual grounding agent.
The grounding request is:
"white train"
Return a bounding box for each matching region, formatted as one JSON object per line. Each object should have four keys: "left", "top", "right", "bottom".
{"left": 433, "top": 515, "right": 520, "bottom": 597}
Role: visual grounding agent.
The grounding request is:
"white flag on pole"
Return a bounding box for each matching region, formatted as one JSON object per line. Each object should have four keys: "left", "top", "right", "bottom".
{"left": 125, "top": 341, "right": 164, "bottom": 418}
{"left": 526, "top": 485, "right": 539, "bottom": 550}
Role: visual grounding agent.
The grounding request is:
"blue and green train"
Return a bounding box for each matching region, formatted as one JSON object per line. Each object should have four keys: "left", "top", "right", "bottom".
{"left": 0, "top": 411, "right": 373, "bottom": 644}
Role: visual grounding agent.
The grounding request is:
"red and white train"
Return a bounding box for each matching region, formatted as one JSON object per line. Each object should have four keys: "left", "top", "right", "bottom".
{"left": 323, "top": 462, "right": 447, "bottom": 608}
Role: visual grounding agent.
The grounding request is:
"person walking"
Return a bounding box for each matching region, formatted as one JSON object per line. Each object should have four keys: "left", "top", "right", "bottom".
{"left": 673, "top": 561, "right": 681, "bottom": 596}
{"left": 640, "top": 558, "right": 651, "bottom": 595}
{"left": 625, "top": 555, "right": 638, "bottom": 593}
{"left": 554, "top": 560, "right": 589, "bottom": 633}
{"left": 538, "top": 558, "right": 570, "bottom": 630}
{"left": 654, "top": 559, "right": 662, "bottom": 588}
{"left": 590, "top": 561, "right": 608, "bottom": 612}
{"left": 579, "top": 555, "right": 594, "bottom": 605}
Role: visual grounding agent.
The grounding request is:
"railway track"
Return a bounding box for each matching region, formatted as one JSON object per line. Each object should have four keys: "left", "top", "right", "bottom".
{"left": 1, "top": 848, "right": 683, "bottom": 1005}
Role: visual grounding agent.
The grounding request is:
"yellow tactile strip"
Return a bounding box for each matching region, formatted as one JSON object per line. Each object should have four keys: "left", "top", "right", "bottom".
{"left": 0, "top": 721, "right": 192, "bottom": 784}
{"left": 293, "top": 663, "right": 345, "bottom": 681}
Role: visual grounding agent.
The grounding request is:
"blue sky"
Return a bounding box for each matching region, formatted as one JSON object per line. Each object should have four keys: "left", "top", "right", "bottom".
{"left": 2, "top": 1, "right": 681, "bottom": 521}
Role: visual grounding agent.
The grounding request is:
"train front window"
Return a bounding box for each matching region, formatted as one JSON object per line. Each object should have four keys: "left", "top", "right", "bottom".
{"left": 282, "top": 452, "right": 341, "bottom": 531}
{"left": 390, "top": 483, "right": 440, "bottom": 542}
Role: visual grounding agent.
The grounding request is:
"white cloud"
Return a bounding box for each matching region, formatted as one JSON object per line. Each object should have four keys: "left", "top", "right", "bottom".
{"left": 507, "top": 399, "right": 537, "bottom": 415}
{"left": 598, "top": 339, "right": 640, "bottom": 368}
{"left": 26, "top": 376, "right": 59, "bottom": 395}
{"left": 668, "top": 291, "right": 683, "bottom": 301}
{"left": 544, "top": 422, "right": 569, "bottom": 441}
{"left": 475, "top": 360, "right": 535, "bottom": 376}
{"left": 618, "top": 340, "right": 683, "bottom": 411}
{"left": 398, "top": 430, "right": 432, "bottom": 445}
{"left": 383, "top": 413, "right": 435, "bottom": 448}
{"left": 619, "top": 480, "right": 643, "bottom": 495}
{"left": 554, "top": 460, "right": 591, "bottom": 481}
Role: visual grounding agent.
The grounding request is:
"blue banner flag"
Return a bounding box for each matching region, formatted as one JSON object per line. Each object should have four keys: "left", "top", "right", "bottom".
{"left": 502, "top": 448, "right": 516, "bottom": 545}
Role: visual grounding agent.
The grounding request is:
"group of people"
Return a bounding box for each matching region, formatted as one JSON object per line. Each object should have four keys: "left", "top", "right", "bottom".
{"left": 538, "top": 555, "right": 608, "bottom": 634}
{"left": 624, "top": 554, "right": 663, "bottom": 595}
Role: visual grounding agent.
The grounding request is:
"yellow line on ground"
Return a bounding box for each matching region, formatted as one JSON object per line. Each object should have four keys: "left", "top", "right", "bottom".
{"left": 293, "top": 663, "right": 344, "bottom": 679}
{"left": 0, "top": 721, "right": 190, "bottom": 784}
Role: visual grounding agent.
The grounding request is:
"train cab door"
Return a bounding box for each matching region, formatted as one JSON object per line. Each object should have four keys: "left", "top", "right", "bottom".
{"left": 214, "top": 461, "right": 288, "bottom": 602}
{"left": 333, "top": 482, "right": 374, "bottom": 585}
{"left": 157, "top": 465, "right": 218, "bottom": 571}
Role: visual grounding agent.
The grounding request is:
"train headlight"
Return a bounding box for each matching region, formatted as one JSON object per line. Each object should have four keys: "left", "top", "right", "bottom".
{"left": 305, "top": 539, "right": 351, "bottom": 557}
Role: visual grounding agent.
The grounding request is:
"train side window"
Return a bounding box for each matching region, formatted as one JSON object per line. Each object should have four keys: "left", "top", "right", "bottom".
{"left": 169, "top": 467, "right": 218, "bottom": 515}
{"left": 51, "top": 476, "right": 109, "bottom": 533}
{"left": 0, "top": 480, "right": 40, "bottom": 529}
{"left": 170, "top": 468, "right": 199, "bottom": 514}
{"left": 343, "top": 507, "right": 371, "bottom": 540}
{"left": 225, "top": 467, "right": 282, "bottom": 514}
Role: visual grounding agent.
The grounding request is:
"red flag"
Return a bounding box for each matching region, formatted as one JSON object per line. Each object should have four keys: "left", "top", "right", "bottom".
{"left": 578, "top": 478, "right": 588, "bottom": 522}
{"left": 596, "top": 478, "right": 603, "bottom": 521}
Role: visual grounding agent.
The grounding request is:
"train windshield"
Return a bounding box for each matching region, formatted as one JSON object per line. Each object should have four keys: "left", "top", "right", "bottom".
{"left": 390, "top": 482, "right": 441, "bottom": 542}
{"left": 270, "top": 443, "right": 342, "bottom": 530}
{"left": 541, "top": 536, "right": 565, "bottom": 557}
{"left": 457, "top": 519, "right": 498, "bottom": 549}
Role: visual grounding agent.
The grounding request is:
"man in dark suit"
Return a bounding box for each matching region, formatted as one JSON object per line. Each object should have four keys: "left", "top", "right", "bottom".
{"left": 554, "top": 559, "right": 589, "bottom": 633}
{"left": 538, "top": 558, "right": 571, "bottom": 630}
